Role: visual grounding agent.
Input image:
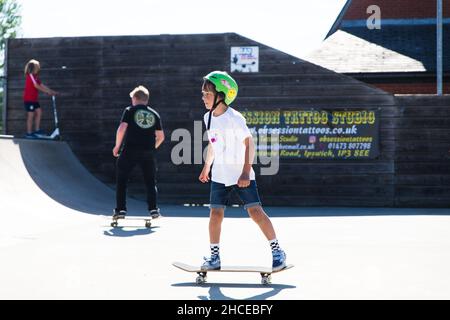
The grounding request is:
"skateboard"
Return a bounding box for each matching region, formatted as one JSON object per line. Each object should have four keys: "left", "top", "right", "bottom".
{"left": 172, "top": 261, "right": 294, "bottom": 285}
{"left": 111, "top": 215, "right": 152, "bottom": 228}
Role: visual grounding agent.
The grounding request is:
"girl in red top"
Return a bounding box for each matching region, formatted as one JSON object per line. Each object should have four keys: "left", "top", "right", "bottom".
{"left": 23, "top": 59, "right": 57, "bottom": 138}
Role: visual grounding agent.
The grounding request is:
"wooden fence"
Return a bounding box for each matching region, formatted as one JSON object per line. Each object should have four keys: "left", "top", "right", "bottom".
{"left": 5, "top": 33, "right": 450, "bottom": 207}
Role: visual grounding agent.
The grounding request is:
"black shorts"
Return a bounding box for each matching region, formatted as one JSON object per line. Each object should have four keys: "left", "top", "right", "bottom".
{"left": 24, "top": 102, "right": 41, "bottom": 112}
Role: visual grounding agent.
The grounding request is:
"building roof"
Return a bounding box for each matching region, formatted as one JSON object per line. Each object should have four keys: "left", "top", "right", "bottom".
{"left": 343, "top": 0, "right": 450, "bottom": 20}
{"left": 309, "top": 0, "right": 450, "bottom": 74}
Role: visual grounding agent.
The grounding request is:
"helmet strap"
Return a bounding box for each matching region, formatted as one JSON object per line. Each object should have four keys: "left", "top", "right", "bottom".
{"left": 207, "top": 93, "right": 225, "bottom": 130}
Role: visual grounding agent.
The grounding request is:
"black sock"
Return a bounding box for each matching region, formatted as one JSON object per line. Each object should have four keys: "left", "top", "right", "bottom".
{"left": 210, "top": 243, "right": 220, "bottom": 256}
{"left": 269, "top": 239, "right": 281, "bottom": 252}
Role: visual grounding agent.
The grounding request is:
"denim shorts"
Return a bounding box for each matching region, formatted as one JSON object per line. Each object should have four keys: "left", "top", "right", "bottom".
{"left": 210, "top": 180, "right": 262, "bottom": 210}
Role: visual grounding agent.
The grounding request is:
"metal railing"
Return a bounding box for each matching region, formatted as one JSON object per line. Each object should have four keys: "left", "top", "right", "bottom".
{"left": 0, "top": 75, "right": 4, "bottom": 134}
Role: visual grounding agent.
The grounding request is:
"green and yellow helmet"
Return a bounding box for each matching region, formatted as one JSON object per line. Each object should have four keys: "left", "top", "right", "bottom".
{"left": 203, "top": 71, "right": 238, "bottom": 105}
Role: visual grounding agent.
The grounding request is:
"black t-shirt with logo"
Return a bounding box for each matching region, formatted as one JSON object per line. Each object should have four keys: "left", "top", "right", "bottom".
{"left": 120, "top": 104, "right": 162, "bottom": 151}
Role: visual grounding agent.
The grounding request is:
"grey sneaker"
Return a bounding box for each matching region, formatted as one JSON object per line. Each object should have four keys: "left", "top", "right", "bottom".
{"left": 201, "top": 254, "right": 221, "bottom": 270}
{"left": 112, "top": 209, "right": 127, "bottom": 219}
{"left": 149, "top": 209, "right": 161, "bottom": 219}
{"left": 272, "top": 250, "right": 287, "bottom": 271}
{"left": 33, "top": 129, "right": 46, "bottom": 136}
{"left": 25, "top": 133, "right": 37, "bottom": 139}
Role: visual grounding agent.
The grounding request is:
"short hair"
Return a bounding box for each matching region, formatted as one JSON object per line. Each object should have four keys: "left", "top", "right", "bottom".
{"left": 202, "top": 79, "right": 225, "bottom": 100}
{"left": 24, "top": 59, "right": 41, "bottom": 75}
{"left": 129, "top": 85, "right": 150, "bottom": 102}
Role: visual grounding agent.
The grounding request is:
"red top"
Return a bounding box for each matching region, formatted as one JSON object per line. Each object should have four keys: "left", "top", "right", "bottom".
{"left": 23, "top": 73, "right": 41, "bottom": 102}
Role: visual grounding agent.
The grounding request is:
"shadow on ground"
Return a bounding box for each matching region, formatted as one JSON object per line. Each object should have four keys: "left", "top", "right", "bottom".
{"left": 159, "top": 204, "right": 450, "bottom": 218}
{"left": 172, "top": 282, "right": 296, "bottom": 300}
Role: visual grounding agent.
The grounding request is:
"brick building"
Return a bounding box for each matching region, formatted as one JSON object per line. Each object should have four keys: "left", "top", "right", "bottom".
{"left": 307, "top": 0, "right": 450, "bottom": 94}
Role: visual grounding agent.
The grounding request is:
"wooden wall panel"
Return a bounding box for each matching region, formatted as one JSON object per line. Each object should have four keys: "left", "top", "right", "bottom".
{"left": 394, "top": 95, "right": 450, "bottom": 207}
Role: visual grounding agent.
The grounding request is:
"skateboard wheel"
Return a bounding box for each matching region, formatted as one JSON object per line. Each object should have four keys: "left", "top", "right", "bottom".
{"left": 145, "top": 221, "right": 151, "bottom": 228}
{"left": 111, "top": 222, "right": 118, "bottom": 227}
{"left": 261, "top": 274, "right": 271, "bottom": 285}
{"left": 196, "top": 276, "right": 206, "bottom": 284}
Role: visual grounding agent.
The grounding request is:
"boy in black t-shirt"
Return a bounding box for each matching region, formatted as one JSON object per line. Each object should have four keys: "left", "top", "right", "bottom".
{"left": 113, "top": 85, "right": 165, "bottom": 219}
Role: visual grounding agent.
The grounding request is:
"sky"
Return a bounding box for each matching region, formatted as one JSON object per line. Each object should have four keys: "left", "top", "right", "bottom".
{"left": 17, "top": 0, "right": 347, "bottom": 59}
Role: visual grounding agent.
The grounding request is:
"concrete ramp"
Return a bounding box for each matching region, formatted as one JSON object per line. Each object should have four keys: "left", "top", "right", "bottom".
{"left": 0, "top": 137, "right": 145, "bottom": 215}
{"left": 1, "top": 138, "right": 450, "bottom": 299}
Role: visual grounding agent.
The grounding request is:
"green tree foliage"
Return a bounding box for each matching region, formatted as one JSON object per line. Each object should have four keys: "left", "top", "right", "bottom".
{"left": 0, "top": 0, "right": 21, "bottom": 132}
{"left": 0, "top": 0, "right": 21, "bottom": 69}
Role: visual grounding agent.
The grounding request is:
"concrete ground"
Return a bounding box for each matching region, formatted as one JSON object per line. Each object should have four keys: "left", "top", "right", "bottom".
{"left": 1, "top": 137, "right": 450, "bottom": 300}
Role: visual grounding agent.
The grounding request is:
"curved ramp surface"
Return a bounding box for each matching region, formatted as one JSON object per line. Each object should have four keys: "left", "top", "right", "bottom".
{"left": 2, "top": 137, "right": 450, "bottom": 300}
{"left": 0, "top": 137, "right": 145, "bottom": 215}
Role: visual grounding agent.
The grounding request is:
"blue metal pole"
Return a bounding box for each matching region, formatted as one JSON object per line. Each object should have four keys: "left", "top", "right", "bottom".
{"left": 437, "top": 0, "right": 443, "bottom": 95}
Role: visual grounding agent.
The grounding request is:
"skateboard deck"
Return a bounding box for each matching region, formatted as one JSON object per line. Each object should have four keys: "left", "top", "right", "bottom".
{"left": 110, "top": 215, "right": 152, "bottom": 228}
{"left": 172, "top": 261, "right": 294, "bottom": 285}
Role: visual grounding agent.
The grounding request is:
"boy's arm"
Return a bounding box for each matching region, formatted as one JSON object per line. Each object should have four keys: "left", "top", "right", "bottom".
{"left": 243, "top": 136, "right": 255, "bottom": 173}
{"left": 237, "top": 136, "right": 255, "bottom": 188}
{"left": 155, "top": 130, "right": 165, "bottom": 149}
{"left": 205, "top": 142, "right": 215, "bottom": 166}
{"left": 199, "top": 143, "right": 215, "bottom": 183}
{"left": 113, "top": 122, "right": 128, "bottom": 157}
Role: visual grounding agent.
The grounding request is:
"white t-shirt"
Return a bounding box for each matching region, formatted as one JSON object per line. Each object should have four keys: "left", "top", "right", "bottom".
{"left": 204, "top": 107, "right": 256, "bottom": 186}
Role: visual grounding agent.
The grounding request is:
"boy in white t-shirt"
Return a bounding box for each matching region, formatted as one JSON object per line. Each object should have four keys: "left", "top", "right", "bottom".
{"left": 198, "top": 71, "right": 287, "bottom": 271}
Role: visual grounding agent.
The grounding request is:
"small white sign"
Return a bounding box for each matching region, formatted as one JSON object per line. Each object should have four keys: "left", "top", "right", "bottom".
{"left": 231, "top": 46, "right": 259, "bottom": 73}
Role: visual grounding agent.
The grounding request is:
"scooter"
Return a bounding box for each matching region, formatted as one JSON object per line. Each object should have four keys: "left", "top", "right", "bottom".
{"left": 34, "top": 96, "right": 61, "bottom": 140}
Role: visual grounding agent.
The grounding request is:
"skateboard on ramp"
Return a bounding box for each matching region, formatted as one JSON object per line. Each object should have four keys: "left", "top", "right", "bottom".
{"left": 111, "top": 214, "right": 152, "bottom": 228}
{"left": 172, "top": 261, "right": 294, "bottom": 285}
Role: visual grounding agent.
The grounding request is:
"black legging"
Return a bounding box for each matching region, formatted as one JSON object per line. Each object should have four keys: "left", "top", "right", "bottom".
{"left": 116, "top": 148, "right": 158, "bottom": 211}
